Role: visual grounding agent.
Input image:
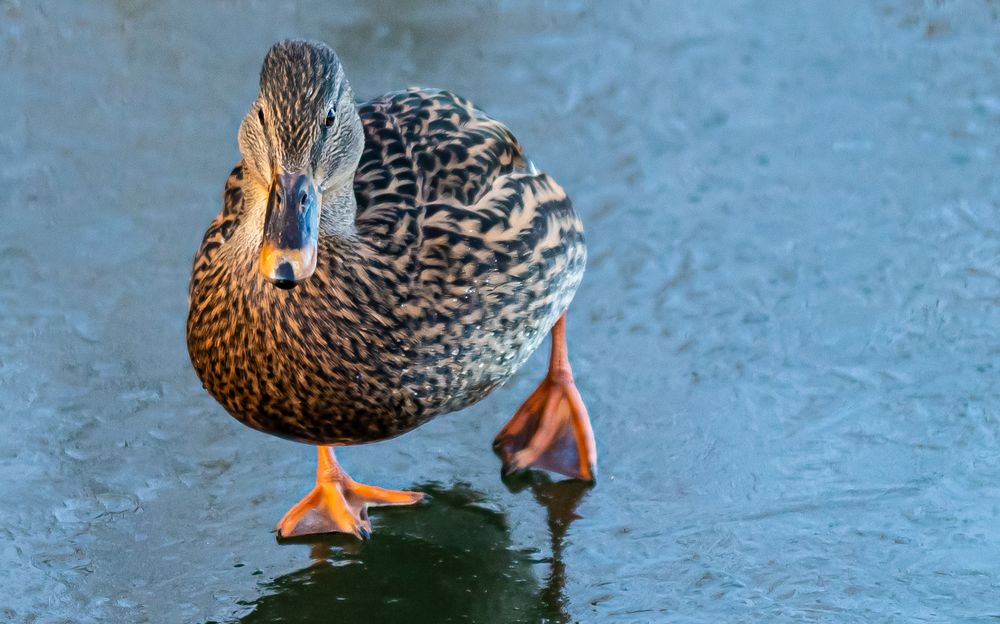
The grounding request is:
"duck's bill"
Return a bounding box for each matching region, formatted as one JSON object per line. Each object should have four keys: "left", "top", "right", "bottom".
{"left": 260, "top": 172, "right": 319, "bottom": 289}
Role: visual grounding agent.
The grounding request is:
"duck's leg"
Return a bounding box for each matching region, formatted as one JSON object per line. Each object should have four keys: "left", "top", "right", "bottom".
{"left": 494, "top": 313, "right": 596, "bottom": 481}
{"left": 275, "top": 446, "right": 425, "bottom": 539}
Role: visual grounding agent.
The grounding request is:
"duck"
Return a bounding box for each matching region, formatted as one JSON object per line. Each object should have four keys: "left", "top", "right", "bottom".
{"left": 186, "top": 40, "right": 596, "bottom": 539}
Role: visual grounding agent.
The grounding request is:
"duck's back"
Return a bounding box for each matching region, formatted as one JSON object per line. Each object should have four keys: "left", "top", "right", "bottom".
{"left": 345, "top": 88, "right": 587, "bottom": 420}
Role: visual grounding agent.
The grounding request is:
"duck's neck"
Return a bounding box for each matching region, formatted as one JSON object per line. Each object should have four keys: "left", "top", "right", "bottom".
{"left": 318, "top": 182, "right": 358, "bottom": 239}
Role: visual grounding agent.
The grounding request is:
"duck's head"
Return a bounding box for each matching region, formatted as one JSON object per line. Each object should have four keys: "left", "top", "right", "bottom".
{"left": 238, "top": 40, "right": 364, "bottom": 289}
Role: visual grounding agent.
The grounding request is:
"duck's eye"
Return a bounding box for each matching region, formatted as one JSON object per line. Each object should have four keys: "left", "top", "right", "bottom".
{"left": 324, "top": 110, "right": 335, "bottom": 128}
{"left": 257, "top": 108, "right": 266, "bottom": 129}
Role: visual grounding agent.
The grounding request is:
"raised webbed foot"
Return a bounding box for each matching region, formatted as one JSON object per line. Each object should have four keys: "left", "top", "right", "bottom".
{"left": 494, "top": 314, "right": 596, "bottom": 481}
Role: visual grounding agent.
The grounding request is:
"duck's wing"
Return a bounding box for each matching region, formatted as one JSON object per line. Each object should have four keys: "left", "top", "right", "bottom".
{"left": 354, "top": 88, "right": 528, "bottom": 218}
{"left": 354, "top": 87, "right": 585, "bottom": 319}
{"left": 189, "top": 163, "right": 246, "bottom": 301}
{"left": 353, "top": 86, "right": 583, "bottom": 259}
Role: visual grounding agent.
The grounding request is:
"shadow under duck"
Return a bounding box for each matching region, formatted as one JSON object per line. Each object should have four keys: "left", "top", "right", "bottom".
{"left": 186, "top": 40, "right": 596, "bottom": 539}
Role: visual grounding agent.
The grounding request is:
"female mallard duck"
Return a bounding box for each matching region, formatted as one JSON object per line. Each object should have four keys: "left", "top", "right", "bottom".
{"left": 187, "top": 40, "right": 596, "bottom": 539}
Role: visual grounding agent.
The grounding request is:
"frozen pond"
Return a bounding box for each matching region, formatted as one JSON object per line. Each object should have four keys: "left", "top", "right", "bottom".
{"left": 2, "top": 1, "right": 1000, "bottom": 621}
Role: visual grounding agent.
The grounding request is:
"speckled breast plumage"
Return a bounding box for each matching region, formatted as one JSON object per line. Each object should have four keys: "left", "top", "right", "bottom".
{"left": 187, "top": 89, "right": 585, "bottom": 445}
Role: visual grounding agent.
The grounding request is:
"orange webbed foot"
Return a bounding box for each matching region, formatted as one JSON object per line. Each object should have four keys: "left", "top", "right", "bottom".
{"left": 276, "top": 447, "right": 425, "bottom": 540}
{"left": 494, "top": 314, "right": 597, "bottom": 482}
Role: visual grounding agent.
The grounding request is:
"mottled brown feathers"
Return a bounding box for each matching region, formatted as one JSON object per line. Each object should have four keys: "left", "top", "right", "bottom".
{"left": 187, "top": 88, "right": 585, "bottom": 445}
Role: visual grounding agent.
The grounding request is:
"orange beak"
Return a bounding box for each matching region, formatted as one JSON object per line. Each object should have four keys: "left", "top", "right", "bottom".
{"left": 260, "top": 171, "right": 319, "bottom": 289}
